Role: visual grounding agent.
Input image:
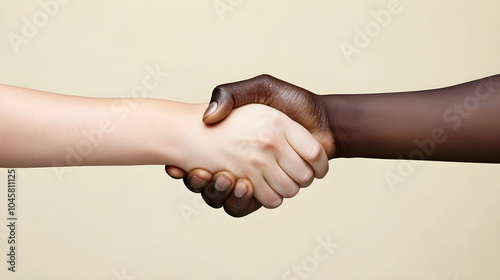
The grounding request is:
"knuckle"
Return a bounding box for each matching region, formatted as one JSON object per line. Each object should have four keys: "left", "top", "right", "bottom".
{"left": 255, "top": 74, "right": 277, "bottom": 94}
{"left": 204, "top": 196, "right": 222, "bottom": 208}
{"left": 282, "top": 184, "right": 300, "bottom": 198}
{"left": 255, "top": 127, "right": 281, "bottom": 151}
{"left": 249, "top": 154, "right": 266, "bottom": 168}
{"left": 202, "top": 188, "right": 225, "bottom": 209}
{"left": 268, "top": 113, "right": 286, "bottom": 132}
{"left": 184, "top": 179, "right": 200, "bottom": 193}
{"left": 277, "top": 174, "right": 300, "bottom": 198}
{"left": 224, "top": 203, "right": 243, "bottom": 218}
{"left": 207, "top": 199, "right": 224, "bottom": 209}
{"left": 258, "top": 136, "right": 279, "bottom": 151}
{"left": 298, "top": 169, "right": 314, "bottom": 187}
{"left": 225, "top": 209, "right": 244, "bottom": 218}
{"left": 201, "top": 195, "right": 218, "bottom": 209}
{"left": 263, "top": 195, "right": 283, "bottom": 209}
{"left": 255, "top": 74, "right": 275, "bottom": 83}
{"left": 212, "top": 84, "right": 228, "bottom": 95}
{"left": 223, "top": 198, "right": 251, "bottom": 218}
{"left": 307, "top": 141, "right": 323, "bottom": 161}
{"left": 212, "top": 84, "right": 235, "bottom": 104}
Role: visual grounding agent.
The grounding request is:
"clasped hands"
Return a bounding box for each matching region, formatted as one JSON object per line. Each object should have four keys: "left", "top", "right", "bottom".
{"left": 167, "top": 75, "right": 335, "bottom": 217}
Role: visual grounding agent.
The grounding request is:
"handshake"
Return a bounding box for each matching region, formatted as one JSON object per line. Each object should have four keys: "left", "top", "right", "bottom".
{"left": 165, "top": 73, "right": 500, "bottom": 217}
{"left": 166, "top": 74, "right": 336, "bottom": 217}
{"left": 1, "top": 73, "right": 498, "bottom": 216}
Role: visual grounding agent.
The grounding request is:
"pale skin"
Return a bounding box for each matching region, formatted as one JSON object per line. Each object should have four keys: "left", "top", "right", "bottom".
{"left": 0, "top": 84, "right": 329, "bottom": 208}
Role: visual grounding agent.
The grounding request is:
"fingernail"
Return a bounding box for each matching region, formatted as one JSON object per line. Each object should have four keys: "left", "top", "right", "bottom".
{"left": 215, "top": 175, "right": 230, "bottom": 192}
{"left": 233, "top": 182, "right": 247, "bottom": 198}
{"left": 203, "top": 101, "right": 218, "bottom": 119}
{"left": 190, "top": 175, "right": 208, "bottom": 190}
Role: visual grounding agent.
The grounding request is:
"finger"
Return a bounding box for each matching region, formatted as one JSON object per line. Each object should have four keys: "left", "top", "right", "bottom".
{"left": 165, "top": 166, "right": 187, "bottom": 179}
{"left": 183, "top": 169, "right": 212, "bottom": 193}
{"left": 224, "top": 179, "right": 263, "bottom": 217}
{"left": 201, "top": 171, "right": 236, "bottom": 208}
{"left": 263, "top": 163, "right": 301, "bottom": 198}
{"left": 285, "top": 122, "right": 329, "bottom": 179}
{"left": 276, "top": 144, "right": 315, "bottom": 188}
{"left": 249, "top": 175, "right": 283, "bottom": 209}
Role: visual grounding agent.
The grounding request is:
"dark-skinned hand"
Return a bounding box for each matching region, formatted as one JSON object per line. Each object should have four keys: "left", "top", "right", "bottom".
{"left": 166, "top": 74, "right": 335, "bottom": 217}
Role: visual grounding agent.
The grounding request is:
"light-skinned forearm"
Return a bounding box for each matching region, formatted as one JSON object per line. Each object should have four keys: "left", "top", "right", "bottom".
{"left": 0, "top": 84, "right": 200, "bottom": 168}
{"left": 0, "top": 84, "right": 328, "bottom": 208}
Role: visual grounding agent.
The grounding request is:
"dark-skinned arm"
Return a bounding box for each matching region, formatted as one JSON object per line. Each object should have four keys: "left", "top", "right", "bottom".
{"left": 167, "top": 73, "right": 500, "bottom": 216}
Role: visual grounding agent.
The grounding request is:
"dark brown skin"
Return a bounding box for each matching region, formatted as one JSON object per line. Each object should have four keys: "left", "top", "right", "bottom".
{"left": 167, "top": 74, "right": 500, "bottom": 217}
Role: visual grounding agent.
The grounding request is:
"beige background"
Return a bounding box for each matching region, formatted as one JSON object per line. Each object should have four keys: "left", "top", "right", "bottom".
{"left": 1, "top": 0, "right": 500, "bottom": 279}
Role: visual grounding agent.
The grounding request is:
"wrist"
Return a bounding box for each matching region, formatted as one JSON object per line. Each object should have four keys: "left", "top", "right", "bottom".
{"left": 318, "top": 94, "right": 360, "bottom": 159}
{"left": 150, "top": 101, "right": 208, "bottom": 167}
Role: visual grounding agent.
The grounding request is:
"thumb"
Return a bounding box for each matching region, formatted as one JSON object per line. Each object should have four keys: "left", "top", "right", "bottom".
{"left": 202, "top": 86, "right": 235, "bottom": 124}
